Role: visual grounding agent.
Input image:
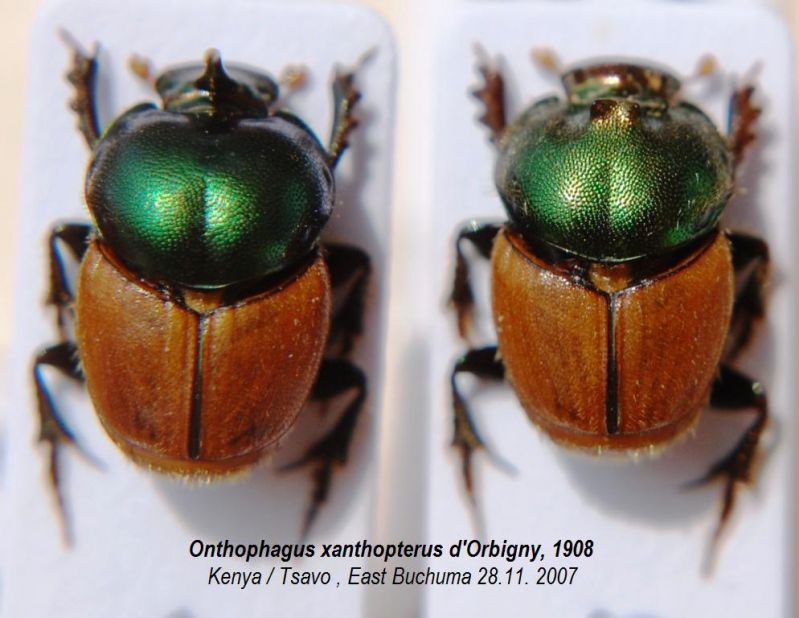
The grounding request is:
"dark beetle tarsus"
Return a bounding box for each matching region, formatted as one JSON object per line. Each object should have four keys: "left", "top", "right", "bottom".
{"left": 450, "top": 345, "right": 508, "bottom": 529}
{"left": 281, "top": 358, "right": 367, "bottom": 538}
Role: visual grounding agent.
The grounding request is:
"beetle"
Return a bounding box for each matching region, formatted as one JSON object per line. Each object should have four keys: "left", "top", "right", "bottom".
{"left": 449, "top": 50, "right": 768, "bottom": 544}
{"left": 33, "top": 37, "right": 371, "bottom": 541}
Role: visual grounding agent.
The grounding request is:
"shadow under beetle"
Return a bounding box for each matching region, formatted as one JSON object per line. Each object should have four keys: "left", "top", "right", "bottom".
{"left": 34, "top": 37, "right": 371, "bottom": 541}
{"left": 449, "top": 50, "right": 768, "bottom": 546}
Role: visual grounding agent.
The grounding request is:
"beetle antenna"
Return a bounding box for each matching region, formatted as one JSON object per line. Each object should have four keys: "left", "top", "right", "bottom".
{"left": 681, "top": 55, "right": 721, "bottom": 99}
{"left": 271, "top": 64, "right": 308, "bottom": 111}
{"left": 531, "top": 48, "right": 563, "bottom": 76}
{"left": 279, "top": 65, "right": 307, "bottom": 92}
{"left": 128, "top": 53, "right": 157, "bottom": 89}
{"left": 693, "top": 54, "right": 718, "bottom": 79}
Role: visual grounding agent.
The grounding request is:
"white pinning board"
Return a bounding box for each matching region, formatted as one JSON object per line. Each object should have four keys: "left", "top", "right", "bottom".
{"left": 421, "top": 4, "right": 795, "bottom": 618}
{"left": 2, "top": 1, "right": 395, "bottom": 616}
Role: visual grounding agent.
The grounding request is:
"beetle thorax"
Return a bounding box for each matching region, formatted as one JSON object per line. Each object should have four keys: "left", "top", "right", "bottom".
{"left": 495, "top": 70, "right": 734, "bottom": 263}
{"left": 86, "top": 111, "right": 333, "bottom": 289}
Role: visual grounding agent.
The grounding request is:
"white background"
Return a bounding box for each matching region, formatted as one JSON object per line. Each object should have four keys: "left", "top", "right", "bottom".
{"left": 2, "top": 1, "right": 797, "bottom": 618}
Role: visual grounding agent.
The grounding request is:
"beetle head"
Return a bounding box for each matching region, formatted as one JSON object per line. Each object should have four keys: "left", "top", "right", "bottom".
{"left": 155, "top": 50, "right": 279, "bottom": 118}
{"left": 562, "top": 62, "right": 681, "bottom": 108}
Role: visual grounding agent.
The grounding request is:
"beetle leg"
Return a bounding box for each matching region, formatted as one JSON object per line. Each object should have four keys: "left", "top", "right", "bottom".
{"left": 59, "top": 31, "right": 101, "bottom": 149}
{"left": 725, "top": 231, "right": 769, "bottom": 362}
{"left": 472, "top": 45, "right": 507, "bottom": 144}
{"left": 727, "top": 82, "right": 761, "bottom": 172}
{"left": 46, "top": 223, "right": 92, "bottom": 340}
{"left": 324, "top": 243, "right": 371, "bottom": 356}
{"left": 686, "top": 366, "right": 767, "bottom": 546}
{"left": 282, "top": 358, "right": 366, "bottom": 538}
{"left": 32, "top": 341, "right": 96, "bottom": 544}
{"left": 326, "top": 61, "right": 364, "bottom": 169}
{"left": 451, "top": 346, "right": 508, "bottom": 521}
{"left": 449, "top": 221, "right": 502, "bottom": 339}
{"left": 687, "top": 228, "right": 768, "bottom": 555}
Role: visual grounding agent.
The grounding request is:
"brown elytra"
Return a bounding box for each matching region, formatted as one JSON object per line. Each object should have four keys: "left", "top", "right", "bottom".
{"left": 492, "top": 227, "right": 733, "bottom": 451}
{"left": 75, "top": 241, "right": 331, "bottom": 476}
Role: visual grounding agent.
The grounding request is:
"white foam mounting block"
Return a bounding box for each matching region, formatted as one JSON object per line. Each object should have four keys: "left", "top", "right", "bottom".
{"left": 2, "top": 1, "right": 395, "bottom": 616}
{"left": 426, "top": 4, "right": 794, "bottom": 618}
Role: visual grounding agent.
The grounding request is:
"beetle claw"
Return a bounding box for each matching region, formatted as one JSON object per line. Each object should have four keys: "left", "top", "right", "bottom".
{"left": 37, "top": 398, "right": 102, "bottom": 546}
{"left": 453, "top": 396, "right": 516, "bottom": 484}
{"left": 280, "top": 426, "right": 346, "bottom": 540}
{"left": 450, "top": 345, "right": 509, "bottom": 531}
{"left": 451, "top": 375, "right": 513, "bottom": 538}
{"left": 301, "top": 456, "right": 336, "bottom": 541}
{"left": 280, "top": 357, "right": 366, "bottom": 537}
{"left": 485, "top": 447, "right": 517, "bottom": 476}
{"left": 41, "top": 431, "right": 74, "bottom": 545}
{"left": 452, "top": 395, "right": 483, "bottom": 497}
{"left": 683, "top": 419, "right": 762, "bottom": 564}
{"left": 37, "top": 397, "right": 104, "bottom": 546}
{"left": 454, "top": 441, "right": 485, "bottom": 537}
{"left": 453, "top": 420, "right": 515, "bottom": 538}
{"left": 685, "top": 463, "right": 743, "bottom": 576}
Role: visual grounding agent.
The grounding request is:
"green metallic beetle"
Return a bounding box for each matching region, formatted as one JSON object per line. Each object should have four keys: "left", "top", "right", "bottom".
{"left": 34, "top": 38, "right": 370, "bottom": 541}
{"left": 450, "top": 51, "right": 768, "bottom": 545}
